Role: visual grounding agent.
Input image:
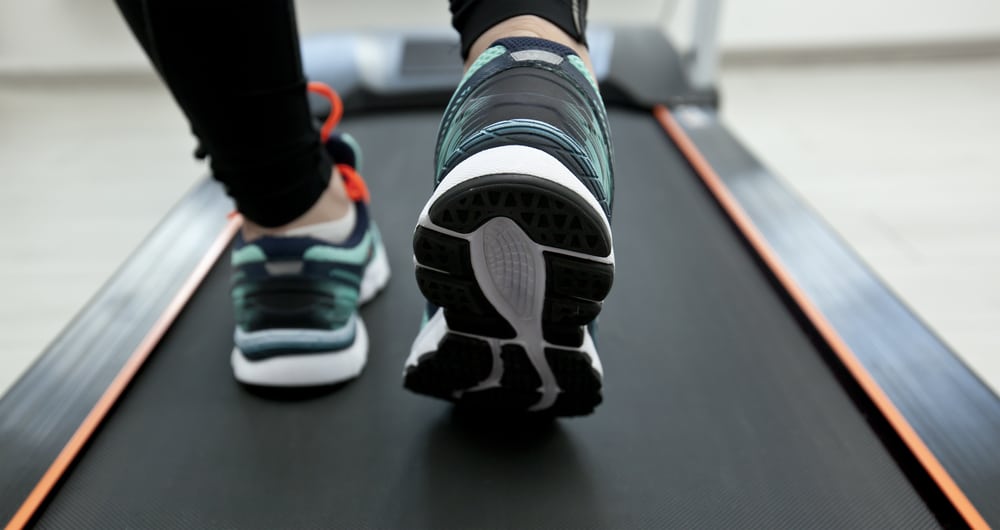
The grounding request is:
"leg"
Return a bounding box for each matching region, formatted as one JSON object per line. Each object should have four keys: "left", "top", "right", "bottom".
{"left": 404, "top": 0, "right": 614, "bottom": 415}
{"left": 116, "top": 1, "right": 389, "bottom": 385}
{"left": 116, "top": 0, "right": 350, "bottom": 234}
{"left": 450, "top": 0, "right": 590, "bottom": 63}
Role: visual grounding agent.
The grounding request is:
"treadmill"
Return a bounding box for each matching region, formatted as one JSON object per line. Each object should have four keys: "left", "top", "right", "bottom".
{"left": 3, "top": 22, "right": 999, "bottom": 529}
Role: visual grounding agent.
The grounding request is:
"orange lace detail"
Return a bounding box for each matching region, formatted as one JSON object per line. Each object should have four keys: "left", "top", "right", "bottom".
{"left": 225, "top": 83, "right": 360, "bottom": 219}
{"left": 309, "top": 82, "right": 369, "bottom": 204}
{"left": 338, "top": 163, "right": 370, "bottom": 204}
{"left": 307, "top": 81, "right": 344, "bottom": 143}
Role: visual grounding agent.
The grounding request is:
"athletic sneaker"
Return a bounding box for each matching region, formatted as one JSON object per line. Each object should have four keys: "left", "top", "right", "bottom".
{"left": 405, "top": 37, "right": 615, "bottom": 415}
{"left": 230, "top": 84, "right": 390, "bottom": 386}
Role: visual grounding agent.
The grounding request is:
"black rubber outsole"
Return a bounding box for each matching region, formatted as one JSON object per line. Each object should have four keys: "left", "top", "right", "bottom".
{"left": 406, "top": 176, "right": 612, "bottom": 416}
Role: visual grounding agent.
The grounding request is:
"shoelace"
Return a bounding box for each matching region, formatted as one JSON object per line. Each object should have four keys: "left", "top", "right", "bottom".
{"left": 227, "top": 82, "right": 369, "bottom": 220}
{"left": 307, "top": 81, "right": 343, "bottom": 144}
{"left": 308, "top": 81, "right": 370, "bottom": 205}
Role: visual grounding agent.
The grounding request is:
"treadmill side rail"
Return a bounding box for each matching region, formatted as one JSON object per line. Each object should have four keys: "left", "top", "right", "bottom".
{"left": 667, "top": 104, "right": 1000, "bottom": 527}
{"left": 0, "top": 179, "right": 234, "bottom": 525}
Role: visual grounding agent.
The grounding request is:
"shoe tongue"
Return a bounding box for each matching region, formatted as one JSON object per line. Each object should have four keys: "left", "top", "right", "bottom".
{"left": 489, "top": 36, "right": 577, "bottom": 58}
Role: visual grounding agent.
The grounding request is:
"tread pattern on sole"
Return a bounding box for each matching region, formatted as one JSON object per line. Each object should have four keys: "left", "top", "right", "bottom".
{"left": 409, "top": 178, "right": 612, "bottom": 416}
{"left": 414, "top": 227, "right": 517, "bottom": 339}
{"left": 428, "top": 174, "right": 611, "bottom": 257}
{"left": 404, "top": 341, "right": 603, "bottom": 416}
{"left": 404, "top": 335, "right": 494, "bottom": 399}
{"left": 454, "top": 345, "right": 545, "bottom": 411}
{"left": 547, "top": 348, "right": 603, "bottom": 415}
{"left": 542, "top": 253, "right": 613, "bottom": 347}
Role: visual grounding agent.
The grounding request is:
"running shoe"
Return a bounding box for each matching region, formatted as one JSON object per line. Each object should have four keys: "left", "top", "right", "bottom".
{"left": 405, "top": 37, "right": 615, "bottom": 415}
{"left": 230, "top": 83, "right": 390, "bottom": 386}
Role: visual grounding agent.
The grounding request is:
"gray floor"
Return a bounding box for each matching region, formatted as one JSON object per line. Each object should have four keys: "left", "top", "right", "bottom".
{"left": 721, "top": 59, "right": 1000, "bottom": 393}
{"left": 0, "top": 78, "right": 201, "bottom": 394}
{"left": 1, "top": 58, "right": 998, "bottom": 399}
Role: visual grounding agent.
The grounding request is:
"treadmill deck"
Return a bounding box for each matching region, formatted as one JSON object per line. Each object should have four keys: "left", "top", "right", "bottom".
{"left": 35, "top": 110, "right": 939, "bottom": 528}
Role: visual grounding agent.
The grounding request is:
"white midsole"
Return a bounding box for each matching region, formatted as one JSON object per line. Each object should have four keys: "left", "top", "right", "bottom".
{"left": 406, "top": 307, "right": 601, "bottom": 376}
{"left": 409, "top": 146, "right": 609, "bottom": 410}
{"left": 417, "top": 145, "right": 614, "bottom": 262}
{"left": 232, "top": 316, "right": 369, "bottom": 387}
{"left": 235, "top": 314, "right": 358, "bottom": 354}
{"left": 359, "top": 240, "right": 391, "bottom": 304}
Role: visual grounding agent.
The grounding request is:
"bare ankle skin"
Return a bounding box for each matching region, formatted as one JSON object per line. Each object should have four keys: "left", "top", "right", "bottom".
{"left": 466, "top": 15, "right": 595, "bottom": 76}
{"left": 241, "top": 167, "right": 352, "bottom": 241}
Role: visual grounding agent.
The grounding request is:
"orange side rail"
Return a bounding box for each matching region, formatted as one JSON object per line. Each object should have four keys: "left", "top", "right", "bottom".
{"left": 653, "top": 104, "right": 988, "bottom": 530}
{"left": 5, "top": 217, "right": 242, "bottom": 530}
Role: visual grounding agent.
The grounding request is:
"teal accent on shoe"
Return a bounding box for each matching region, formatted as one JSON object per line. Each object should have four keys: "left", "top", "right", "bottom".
{"left": 230, "top": 284, "right": 250, "bottom": 304}
{"left": 234, "top": 315, "right": 359, "bottom": 355}
{"left": 330, "top": 284, "right": 361, "bottom": 324}
{"left": 333, "top": 284, "right": 359, "bottom": 305}
{"left": 341, "top": 132, "right": 364, "bottom": 173}
{"left": 239, "top": 336, "right": 355, "bottom": 354}
{"left": 232, "top": 277, "right": 357, "bottom": 333}
{"left": 303, "top": 231, "right": 373, "bottom": 265}
{"left": 460, "top": 45, "right": 506, "bottom": 87}
{"left": 435, "top": 46, "right": 510, "bottom": 174}
{"left": 432, "top": 35, "right": 615, "bottom": 222}
{"left": 232, "top": 245, "right": 266, "bottom": 266}
{"left": 331, "top": 269, "right": 362, "bottom": 284}
{"left": 567, "top": 55, "right": 601, "bottom": 97}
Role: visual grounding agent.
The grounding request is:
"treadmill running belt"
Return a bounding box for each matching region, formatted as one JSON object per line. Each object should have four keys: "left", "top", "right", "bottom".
{"left": 36, "top": 110, "right": 939, "bottom": 528}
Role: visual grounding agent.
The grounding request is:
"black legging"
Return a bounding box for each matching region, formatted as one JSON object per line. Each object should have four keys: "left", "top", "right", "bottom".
{"left": 116, "top": 0, "right": 589, "bottom": 227}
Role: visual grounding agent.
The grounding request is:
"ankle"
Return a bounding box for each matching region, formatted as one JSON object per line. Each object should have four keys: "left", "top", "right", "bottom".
{"left": 241, "top": 167, "right": 353, "bottom": 242}
{"left": 466, "top": 15, "right": 595, "bottom": 76}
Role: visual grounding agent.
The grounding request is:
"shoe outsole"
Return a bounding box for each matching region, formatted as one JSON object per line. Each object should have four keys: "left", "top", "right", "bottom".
{"left": 406, "top": 175, "right": 612, "bottom": 416}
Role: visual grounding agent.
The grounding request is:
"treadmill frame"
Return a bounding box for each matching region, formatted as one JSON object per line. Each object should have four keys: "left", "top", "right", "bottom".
{"left": 1, "top": 26, "right": 997, "bottom": 528}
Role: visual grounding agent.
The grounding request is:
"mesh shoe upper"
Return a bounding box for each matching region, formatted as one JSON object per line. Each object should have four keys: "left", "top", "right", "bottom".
{"left": 230, "top": 203, "right": 381, "bottom": 360}
{"left": 230, "top": 113, "right": 381, "bottom": 361}
{"left": 435, "top": 37, "right": 614, "bottom": 219}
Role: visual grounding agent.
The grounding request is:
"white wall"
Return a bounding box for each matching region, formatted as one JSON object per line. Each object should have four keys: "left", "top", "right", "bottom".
{"left": 2, "top": 0, "right": 1000, "bottom": 73}
{"left": 718, "top": 0, "right": 1000, "bottom": 49}
{"left": 0, "top": 0, "right": 669, "bottom": 73}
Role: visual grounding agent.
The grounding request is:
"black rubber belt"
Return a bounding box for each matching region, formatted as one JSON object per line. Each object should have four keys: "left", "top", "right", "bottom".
{"left": 32, "top": 110, "right": 944, "bottom": 528}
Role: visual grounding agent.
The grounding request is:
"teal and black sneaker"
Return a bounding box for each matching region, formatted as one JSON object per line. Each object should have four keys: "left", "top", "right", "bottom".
{"left": 231, "top": 87, "right": 390, "bottom": 386}
{"left": 405, "top": 37, "right": 615, "bottom": 415}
